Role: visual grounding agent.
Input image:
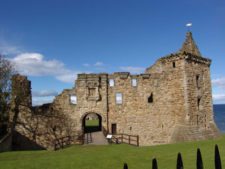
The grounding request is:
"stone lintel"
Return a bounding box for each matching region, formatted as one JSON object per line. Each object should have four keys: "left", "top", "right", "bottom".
{"left": 114, "top": 72, "right": 130, "bottom": 79}
{"left": 130, "top": 75, "right": 139, "bottom": 78}
{"left": 140, "top": 74, "right": 150, "bottom": 79}
{"left": 99, "top": 73, "right": 108, "bottom": 80}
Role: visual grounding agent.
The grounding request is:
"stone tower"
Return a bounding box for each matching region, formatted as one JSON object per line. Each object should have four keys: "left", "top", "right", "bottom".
{"left": 145, "top": 32, "right": 219, "bottom": 141}
{"left": 174, "top": 32, "right": 219, "bottom": 140}
{"left": 9, "top": 74, "right": 32, "bottom": 129}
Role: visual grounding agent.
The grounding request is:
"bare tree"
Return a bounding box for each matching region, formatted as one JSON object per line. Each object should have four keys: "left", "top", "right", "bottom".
{"left": 0, "top": 54, "right": 15, "bottom": 138}
{"left": 44, "top": 109, "right": 75, "bottom": 149}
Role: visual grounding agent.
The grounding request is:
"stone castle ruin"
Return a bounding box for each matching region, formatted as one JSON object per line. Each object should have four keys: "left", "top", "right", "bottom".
{"left": 9, "top": 32, "right": 220, "bottom": 150}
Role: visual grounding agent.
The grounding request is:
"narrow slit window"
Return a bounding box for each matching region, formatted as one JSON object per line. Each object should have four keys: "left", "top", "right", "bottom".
{"left": 116, "top": 93, "right": 122, "bottom": 104}
{"left": 109, "top": 79, "right": 115, "bottom": 87}
{"left": 70, "top": 95, "right": 77, "bottom": 104}
{"left": 196, "top": 75, "right": 200, "bottom": 88}
{"left": 197, "top": 97, "right": 201, "bottom": 110}
{"left": 132, "top": 79, "right": 137, "bottom": 87}
{"left": 148, "top": 93, "right": 153, "bottom": 103}
{"left": 172, "top": 62, "right": 176, "bottom": 68}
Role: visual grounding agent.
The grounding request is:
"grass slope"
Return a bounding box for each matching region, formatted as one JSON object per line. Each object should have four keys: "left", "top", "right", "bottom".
{"left": 0, "top": 135, "right": 225, "bottom": 169}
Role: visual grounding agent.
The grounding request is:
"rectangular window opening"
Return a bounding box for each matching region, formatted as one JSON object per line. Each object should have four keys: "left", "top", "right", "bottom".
{"left": 148, "top": 93, "right": 153, "bottom": 103}
{"left": 196, "top": 75, "right": 200, "bottom": 88}
{"left": 116, "top": 93, "right": 122, "bottom": 104}
{"left": 132, "top": 79, "right": 137, "bottom": 87}
{"left": 172, "top": 62, "right": 176, "bottom": 68}
{"left": 109, "top": 79, "right": 115, "bottom": 87}
{"left": 70, "top": 95, "right": 77, "bottom": 104}
{"left": 197, "top": 97, "right": 201, "bottom": 110}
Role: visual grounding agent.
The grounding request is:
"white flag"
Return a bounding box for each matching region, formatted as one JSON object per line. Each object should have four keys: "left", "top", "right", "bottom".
{"left": 186, "top": 23, "right": 192, "bottom": 27}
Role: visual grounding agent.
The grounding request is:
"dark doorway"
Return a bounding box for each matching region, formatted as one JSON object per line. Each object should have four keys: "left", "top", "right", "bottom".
{"left": 111, "top": 123, "right": 117, "bottom": 134}
{"left": 82, "top": 113, "right": 102, "bottom": 133}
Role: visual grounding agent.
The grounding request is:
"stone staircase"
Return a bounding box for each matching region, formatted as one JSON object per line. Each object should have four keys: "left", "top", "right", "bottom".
{"left": 84, "top": 131, "right": 108, "bottom": 145}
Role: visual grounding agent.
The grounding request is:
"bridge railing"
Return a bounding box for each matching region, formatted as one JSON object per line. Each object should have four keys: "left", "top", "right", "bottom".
{"left": 53, "top": 134, "right": 84, "bottom": 150}
{"left": 111, "top": 134, "right": 139, "bottom": 146}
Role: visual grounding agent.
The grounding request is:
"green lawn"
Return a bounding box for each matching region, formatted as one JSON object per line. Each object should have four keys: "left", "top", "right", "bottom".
{"left": 0, "top": 135, "right": 225, "bottom": 169}
{"left": 85, "top": 119, "right": 99, "bottom": 126}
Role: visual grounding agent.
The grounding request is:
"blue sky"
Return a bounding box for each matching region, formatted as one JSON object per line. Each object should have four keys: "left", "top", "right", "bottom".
{"left": 0, "top": 0, "right": 225, "bottom": 105}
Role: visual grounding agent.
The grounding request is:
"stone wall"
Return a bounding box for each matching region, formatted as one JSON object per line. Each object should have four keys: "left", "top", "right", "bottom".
{"left": 9, "top": 75, "right": 81, "bottom": 150}
{"left": 8, "top": 32, "right": 220, "bottom": 149}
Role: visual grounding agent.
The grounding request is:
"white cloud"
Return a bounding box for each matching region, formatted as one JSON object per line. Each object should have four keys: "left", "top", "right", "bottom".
{"left": 0, "top": 41, "right": 22, "bottom": 55}
{"left": 83, "top": 63, "right": 90, "bottom": 67}
{"left": 213, "top": 94, "right": 225, "bottom": 103}
{"left": 119, "top": 66, "right": 145, "bottom": 74}
{"left": 32, "top": 90, "right": 58, "bottom": 106}
{"left": 9, "top": 53, "right": 80, "bottom": 83}
{"left": 212, "top": 77, "right": 225, "bottom": 89}
{"left": 32, "top": 96, "right": 55, "bottom": 106}
{"left": 56, "top": 74, "right": 78, "bottom": 83}
{"left": 32, "top": 90, "right": 58, "bottom": 97}
{"left": 94, "top": 62, "right": 104, "bottom": 67}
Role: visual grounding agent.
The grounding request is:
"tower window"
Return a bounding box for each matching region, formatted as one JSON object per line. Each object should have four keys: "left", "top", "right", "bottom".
{"left": 197, "top": 97, "right": 201, "bottom": 110}
{"left": 131, "top": 79, "right": 137, "bottom": 87}
{"left": 89, "top": 88, "right": 95, "bottom": 96}
{"left": 148, "top": 93, "right": 153, "bottom": 103}
{"left": 70, "top": 95, "right": 77, "bottom": 104}
{"left": 116, "top": 93, "right": 122, "bottom": 104}
{"left": 109, "top": 79, "right": 115, "bottom": 87}
{"left": 172, "top": 62, "right": 176, "bottom": 68}
{"left": 196, "top": 75, "right": 200, "bottom": 88}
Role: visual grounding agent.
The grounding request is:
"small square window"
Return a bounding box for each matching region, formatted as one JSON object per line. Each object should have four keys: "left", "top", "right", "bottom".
{"left": 116, "top": 93, "right": 122, "bottom": 104}
{"left": 70, "top": 95, "right": 77, "bottom": 104}
{"left": 109, "top": 79, "right": 115, "bottom": 87}
{"left": 172, "top": 62, "right": 176, "bottom": 68}
{"left": 132, "top": 79, "right": 137, "bottom": 87}
{"left": 148, "top": 93, "right": 153, "bottom": 103}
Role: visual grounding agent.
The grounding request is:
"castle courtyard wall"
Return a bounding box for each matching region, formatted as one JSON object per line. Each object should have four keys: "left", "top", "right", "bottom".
{"left": 8, "top": 32, "right": 220, "bottom": 149}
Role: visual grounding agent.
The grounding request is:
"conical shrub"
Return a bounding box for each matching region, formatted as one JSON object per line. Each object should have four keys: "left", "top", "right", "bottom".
{"left": 152, "top": 158, "right": 158, "bottom": 169}
{"left": 123, "top": 163, "right": 128, "bottom": 169}
{"left": 177, "top": 152, "right": 183, "bottom": 169}
{"left": 197, "top": 148, "right": 204, "bottom": 169}
{"left": 215, "top": 144, "right": 222, "bottom": 169}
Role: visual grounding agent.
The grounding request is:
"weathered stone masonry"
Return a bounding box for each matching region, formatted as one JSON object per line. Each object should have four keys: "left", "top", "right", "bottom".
{"left": 10, "top": 32, "right": 220, "bottom": 149}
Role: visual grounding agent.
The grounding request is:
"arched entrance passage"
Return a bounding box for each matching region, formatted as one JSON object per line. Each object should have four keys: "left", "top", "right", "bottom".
{"left": 82, "top": 113, "right": 102, "bottom": 133}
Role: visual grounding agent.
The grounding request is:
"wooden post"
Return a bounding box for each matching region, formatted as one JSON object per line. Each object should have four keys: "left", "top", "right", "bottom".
{"left": 129, "top": 135, "right": 130, "bottom": 144}
{"left": 122, "top": 134, "right": 123, "bottom": 143}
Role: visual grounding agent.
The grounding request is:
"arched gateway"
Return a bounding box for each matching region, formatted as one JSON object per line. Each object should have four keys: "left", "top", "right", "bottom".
{"left": 82, "top": 113, "right": 102, "bottom": 133}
